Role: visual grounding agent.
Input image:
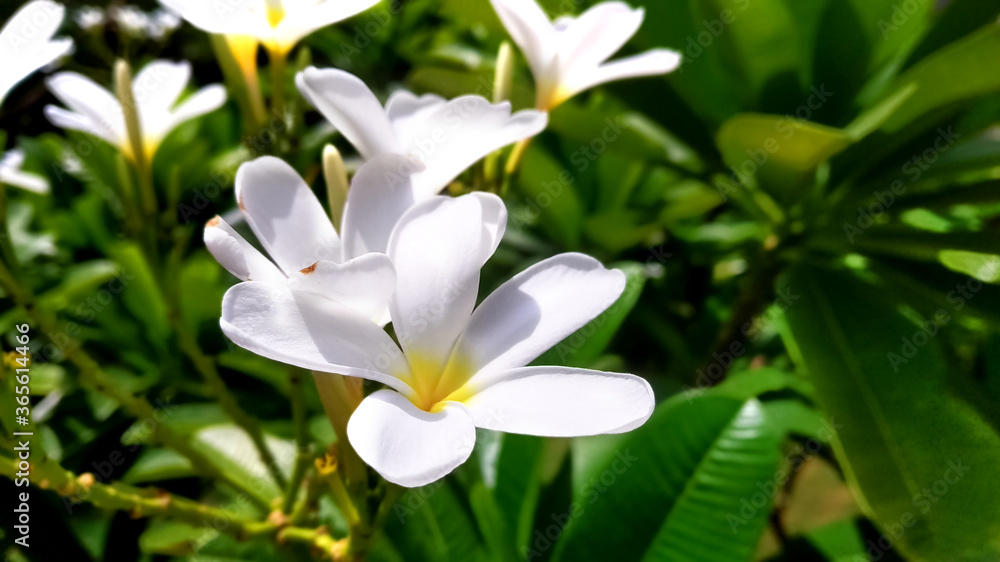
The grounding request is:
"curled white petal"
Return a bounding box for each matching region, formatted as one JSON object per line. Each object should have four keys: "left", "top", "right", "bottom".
{"left": 347, "top": 389, "right": 476, "bottom": 488}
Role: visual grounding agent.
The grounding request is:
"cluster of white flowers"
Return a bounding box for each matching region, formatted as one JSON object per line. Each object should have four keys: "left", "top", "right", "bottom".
{"left": 0, "top": 0, "right": 680, "bottom": 488}
{"left": 74, "top": 5, "right": 181, "bottom": 40}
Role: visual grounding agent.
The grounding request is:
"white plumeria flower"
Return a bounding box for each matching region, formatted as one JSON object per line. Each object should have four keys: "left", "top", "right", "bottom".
{"left": 0, "top": 150, "right": 49, "bottom": 194}
{"left": 203, "top": 156, "right": 399, "bottom": 324}
{"left": 112, "top": 5, "right": 149, "bottom": 36}
{"left": 296, "top": 67, "right": 547, "bottom": 197}
{"left": 219, "top": 191, "right": 655, "bottom": 487}
{"left": 0, "top": 0, "right": 73, "bottom": 106}
{"left": 44, "top": 60, "right": 226, "bottom": 162}
{"left": 74, "top": 7, "right": 106, "bottom": 31}
{"left": 491, "top": 0, "right": 681, "bottom": 110}
{"left": 160, "top": 0, "right": 380, "bottom": 56}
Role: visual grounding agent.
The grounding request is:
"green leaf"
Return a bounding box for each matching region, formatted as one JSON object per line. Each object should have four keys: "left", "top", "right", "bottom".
{"left": 716, "top": 113, "right": 852, "bottom": 197}
{"left": 880, "top": 24, "right": 1000, "bottom": 132}
{"left": 107, "top": 242, "right": 170, "bottom": 351}
{"left": 553, "top": 395, "right": 782, "bottom": 562}
{"left": 780, "top": 264, "right": 1000, "bottom": 560}
{"left": 513, "top": 145, "right": 585, "bottom": 249}
{"left": 123, "top": 449, "right": 195, "bottom": 484}
{"left": 938, "top": 250, "right": 1000, "bottom": 283}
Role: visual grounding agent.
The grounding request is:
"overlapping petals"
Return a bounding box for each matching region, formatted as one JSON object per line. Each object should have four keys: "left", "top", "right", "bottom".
{"left": 220, "top": 191, "right": 654, "bottom": 487}
{"left": 44, "top": 60, "right": 225, "bottom": 161}
{"left": 296, "top": 67, "right": 547, "bottom": 196}
{"left": 491, "top": 0, "right": 681, "bottom": 110}
{"left": 160, "top": 0, "right": 379, "bottom": 55}
{"left": 0, "top": 0, "right": 73, "bottom": 105}
{"left": 204, "top": 157, "right": 398, "bottom": 323}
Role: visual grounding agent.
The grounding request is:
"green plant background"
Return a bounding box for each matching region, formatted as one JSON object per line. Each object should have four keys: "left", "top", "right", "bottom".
{"left": 2, "top": 0, "right": 1000, "bottom": 561}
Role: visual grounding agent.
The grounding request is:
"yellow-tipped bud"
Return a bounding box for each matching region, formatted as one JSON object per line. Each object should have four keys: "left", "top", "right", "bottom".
{"left": 494, "top": 41, "right": 514, "bottom": 104}
{"left": 323, "top": 144, "right": 350, "bottom": 233}
{"left": 114, "top": 59, "right": 144, "bottom": 166}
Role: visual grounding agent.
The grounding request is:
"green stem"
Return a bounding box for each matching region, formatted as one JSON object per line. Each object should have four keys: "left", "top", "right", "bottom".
{"left": 282, "top": 367, "right": 311, "bottom": 514}
{"left": 175, "top": 322, "right": 288, "bottom": 490}
{"left": 0, "top": 453, "right": 273, "bottom": 536}
{"left": 269, "top": 48, "right": 288, "bottom": 128}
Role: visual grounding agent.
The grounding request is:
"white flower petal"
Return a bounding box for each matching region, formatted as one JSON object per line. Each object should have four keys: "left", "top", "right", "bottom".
{"left": 159, "top": 0, "right": 267, "bottom": 37}
{"left": 46, "top": 72, "right": 125, "bottom": 145}
{"left": 489, "top": 0, "right": 555, "bottom": 80}
{"left": 462, "top": 366, "right": 654, "bottom": 436}
{"left": 387, "top": 194, "right": 495, "bottom": 370}
{"left": 287, "top": 252, "right": 397, "bottom": 322}
{"left": 133, "top": 60, "right": 190, "bottom": 137}
{"left": 404, "top": 97, "right": 547, "bottom": 197}
{"left": 0, "top": 151, "right": 49, "bottom": 194}
{"left": 235, "top": 156, "right": 341, "bottom": 275}
{"left": 468, "top": 192, "right": 507, "bottom": 260}
{"left": 43, "top": 105, "right": 122, "bottom": 147}
{"left": 0, "top": 1, "right": 71, "bottom": 103}
{"left": 340, "top": 153, "right": 423, "bottom": 259}
{"left": 347, "top": 389, "right": 476, "bottom": 487}
{"left": 564, "top": 48, "right": 681, "bottom": 100}
{"left": 296, "top": 67, "right": 400, "bottom": 158}
{"left": 221, "top": 282, "right": 414, "bottom": 394}
{"left": 204, "top": 216, "right": 285, "bottom": 283}
{"left": 453, "top": 253, "right": 626, "bottom": 387}
{"left": 552, "top": 3, "right": 644, "bottom": 78}
{"left": 385, "top": 90, "right": 447, "bottom": 148}
{"left": 157, "top": 84, "right": 227, "bottom": 142}
{"left": 273, "top": 0, "right": 381, "bottom": 52}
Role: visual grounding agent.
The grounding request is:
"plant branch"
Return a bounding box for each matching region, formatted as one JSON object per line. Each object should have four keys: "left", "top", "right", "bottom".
{"left": 282, "top": 367, "right": 312, "bottom": 514}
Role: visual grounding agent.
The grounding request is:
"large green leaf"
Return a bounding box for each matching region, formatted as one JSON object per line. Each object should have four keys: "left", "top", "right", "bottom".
{"left": 780, "top": 264, "right": 1000, "bottom": 560}
{"left": 880, "top": 24, "right": 1000, "bottom": 132}
{"left": 553, "top": 395, "right": 782, "bottom": 562}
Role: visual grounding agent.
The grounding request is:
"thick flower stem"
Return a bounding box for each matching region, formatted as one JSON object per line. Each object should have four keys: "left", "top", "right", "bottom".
{"left": 312, "top": 373, "right": 366, "bottom": 487}
{"left": 269, "top": 48, "right": 288, "bottom": 127}
{"left": 282, "top": 367, "right": 312, "bottom": 514}
{"left": 0, "top": 260, "right": 268, "bottom": 509}
{"left": 504, "top": 137, "right": 533, "bottom": 177}
{"left": 114, "top": 60, "right": 156, "bottom": 220}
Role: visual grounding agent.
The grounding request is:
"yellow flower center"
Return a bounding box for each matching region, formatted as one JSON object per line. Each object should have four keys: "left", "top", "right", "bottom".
{"left": 264, "top": 0, "right": 285, "bottom": 28}
{"left": 405, "top": 353, "right": 476, "bottom": 413}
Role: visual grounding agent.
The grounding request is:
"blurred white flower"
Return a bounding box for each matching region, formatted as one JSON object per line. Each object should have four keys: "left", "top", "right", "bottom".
{"left": 112, "top": 5, "right": 149, "bottom": 36}
{"left": 44, "top": 60, "right": 227, "bottom": 162}
{"left": 0, "top": 150, "right": 49, "bottom": 194}
{"left": 0, "top": 0, "right": 73, "bottom": 106}
{"left": 491, "top": 0, "right": 681, "bottom": 110}
{"left": 219, "top": 192, "right": 654, "bottom": 487}
{"left": 146, "top": 8, "right": 181, "bottom": 40}
{"left": 296, "top": 67, "right": 546, "bottom": 220}
{"left": 160, "top": 0, "right": 380, "bottom": 56}
{"left": 74, "top": 6, "right": 106, "bottom": 31}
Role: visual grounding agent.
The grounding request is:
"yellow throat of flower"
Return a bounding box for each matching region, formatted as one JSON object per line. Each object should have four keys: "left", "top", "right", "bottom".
{"left": 405, "top": 353, "right": 476, "bottom": 413}
{"left": 264, "top": 0, "right": 285, "bottom": 28}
